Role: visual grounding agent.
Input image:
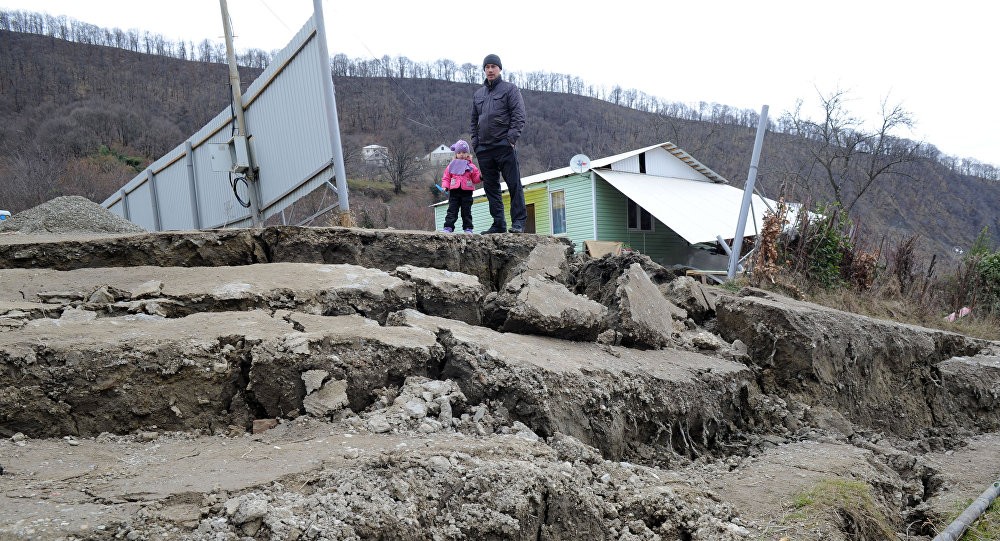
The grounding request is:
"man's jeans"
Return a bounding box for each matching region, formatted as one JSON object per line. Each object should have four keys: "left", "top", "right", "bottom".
{"left": 478, "top": 146, "right": 526, "bottom": 230}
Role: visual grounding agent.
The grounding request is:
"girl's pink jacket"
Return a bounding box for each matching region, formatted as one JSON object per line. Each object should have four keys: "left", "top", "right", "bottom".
{"left": 441, "top": 161, "right": 482, "bottom": 191}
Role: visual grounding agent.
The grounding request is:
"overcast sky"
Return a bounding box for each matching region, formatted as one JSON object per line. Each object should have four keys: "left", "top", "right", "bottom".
{"left": 3, "top": 0, "right": 997, "bottom": 166}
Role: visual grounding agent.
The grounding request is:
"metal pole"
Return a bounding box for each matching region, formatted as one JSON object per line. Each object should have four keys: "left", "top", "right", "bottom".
{"left": 147, "top": 170, "right": 162, "bottom": 231}
{"left": 185, "top": 141, "right": 203, "bottom": 229}
{"left": 219, "top": 0, "right": 261, "bottom": 226}
{"left": 313, "top": 0, "right": 352, "bottom": 226}
{"left": 727, "top": 105, "right": 769, "bottom": 280}
{"left": 933, "top": 479, "right": 1000, "bottom": 541}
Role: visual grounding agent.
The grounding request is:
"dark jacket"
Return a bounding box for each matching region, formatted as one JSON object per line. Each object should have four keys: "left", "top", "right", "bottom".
{"left": 470, "top": 75, "right": 525, "bottom": 151}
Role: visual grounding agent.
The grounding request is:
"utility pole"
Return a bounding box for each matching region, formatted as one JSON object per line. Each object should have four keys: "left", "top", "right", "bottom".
{"left": 312, "top": 0, "right": 352, "bottom": 226}
{"left": 727, "top": 105, "right": 769, "bottom": 280}
{"left": 219, "top": 0, "right": 262, "bottom": 226}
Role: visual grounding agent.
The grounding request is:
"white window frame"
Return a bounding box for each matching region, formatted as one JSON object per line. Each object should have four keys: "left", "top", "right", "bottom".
{"left": 626, "top": 198, "right": 654, "bottom": 232}
{"left": 550, "top": 189, "right": 567, "bottom": 235}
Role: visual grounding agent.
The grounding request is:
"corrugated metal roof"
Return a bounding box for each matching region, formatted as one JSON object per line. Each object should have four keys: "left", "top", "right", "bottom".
{"left": 432, "top": 141, "right": 724, "bottom": 207}
{"left": 594, "top": 169, "right": 777, "bottom": 245}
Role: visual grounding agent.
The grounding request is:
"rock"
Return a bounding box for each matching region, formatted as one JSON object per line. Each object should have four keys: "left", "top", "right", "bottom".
{"left": 689, "top": 331, "right": 726, "bottom": 351}
{"left": 404, "top": 398, "right": 427, "bottom": 419}
{"left": 392, "top": 265, "right": 486, "bottom": 324}
{"left": 484, "top": 275, "right": 607, "bottom": 341}
{"left": 613, "top": 263, "right": 684, "bottom": 349}
{"left": 367, "top": 415, "right": 392, "bottom": 433}
{"left": 302, "top": 379, "right": 349, "bottom": 417}
{"left": 131, "top": 280, "right": 163, "bottom": 299}
{"left": 252, "top": 419, "right": 279, "bottom": 434}
{"left": 301, "top": 369, "right": 329, "bottom": 395}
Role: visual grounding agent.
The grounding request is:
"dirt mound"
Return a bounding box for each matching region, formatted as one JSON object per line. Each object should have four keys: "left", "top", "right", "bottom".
{"left": 1, "top": 223, "right": 999, "bottom": 540}
{"left": 0, "top": 195, "right": 145, "bottom": 234}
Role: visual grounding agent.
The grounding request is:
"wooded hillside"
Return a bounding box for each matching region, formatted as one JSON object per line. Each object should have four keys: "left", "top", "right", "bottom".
{"left": 1, "top": 23, "right": 998, "bottom": 260}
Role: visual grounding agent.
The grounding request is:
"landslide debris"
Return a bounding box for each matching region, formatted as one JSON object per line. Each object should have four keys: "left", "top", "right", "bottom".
{"left": 1, "top": 198, "right": 999, "bottom": 541}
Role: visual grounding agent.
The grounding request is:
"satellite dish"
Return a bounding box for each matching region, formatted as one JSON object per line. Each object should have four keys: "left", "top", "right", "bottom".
{"left": 569, "top": 154, "right": 591, "bottom": 174}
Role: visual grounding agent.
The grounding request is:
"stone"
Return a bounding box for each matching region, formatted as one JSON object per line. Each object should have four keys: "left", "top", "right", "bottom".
{"left": 613, "top": 263, "right": 684, "bottom": 349}
{"left": 252, "top": 419, "right": 279, "bottom": 434}
{"left": 484, "top": 275, "right": 607, "bottom": 341}
{"left": 131, "top": 280, "right": 164, "bottom": 299}
{"left": 302, "top": 379, "right": 349, "bottom": 417}
{"left": 301, "top": 369, "right": 329, "bottom": 395}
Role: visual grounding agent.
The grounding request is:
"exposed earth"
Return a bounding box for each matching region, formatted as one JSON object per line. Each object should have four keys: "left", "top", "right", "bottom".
{"left": 0, "top": 197, "right": 998, "bottom": 540}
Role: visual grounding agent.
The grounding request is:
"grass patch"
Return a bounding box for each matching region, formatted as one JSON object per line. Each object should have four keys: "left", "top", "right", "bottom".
{"left": 785, "top": 478, "right": 897, "bottom": 540}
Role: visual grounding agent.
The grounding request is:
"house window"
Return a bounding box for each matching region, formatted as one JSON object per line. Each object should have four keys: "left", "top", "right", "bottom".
{"left": 551, "top": 190, "right": 566, "bottom": 235}
{"left": 627, "top": 198, "right": 654, "bottom": 232}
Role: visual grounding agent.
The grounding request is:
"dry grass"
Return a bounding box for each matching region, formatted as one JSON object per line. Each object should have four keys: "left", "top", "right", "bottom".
{"left": 761, "top": 274, "right": 1000, "bottom": 342}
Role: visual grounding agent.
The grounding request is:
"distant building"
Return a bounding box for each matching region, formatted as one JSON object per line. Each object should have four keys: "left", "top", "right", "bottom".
{"left": 362, "top": 144, "right": 388, "bottom": 166}
{"left": 424, "top": 144, "right": 454, "bottom": 166}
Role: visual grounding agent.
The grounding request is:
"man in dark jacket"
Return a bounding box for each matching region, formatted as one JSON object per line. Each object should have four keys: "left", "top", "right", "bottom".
{"left": 470, "top": 53, "right": 527, "bottom": 234}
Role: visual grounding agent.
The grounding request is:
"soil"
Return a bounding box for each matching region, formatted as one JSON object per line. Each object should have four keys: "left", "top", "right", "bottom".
{"left": 1, "top": 213, "right": 999, "bottom": 541}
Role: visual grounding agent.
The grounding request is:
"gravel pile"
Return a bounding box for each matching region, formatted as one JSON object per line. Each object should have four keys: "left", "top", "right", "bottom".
{"left": 0, "top": 195, "right": 146, "bottom": 234}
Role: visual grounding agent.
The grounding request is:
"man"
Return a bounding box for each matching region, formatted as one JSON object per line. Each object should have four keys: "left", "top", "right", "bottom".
{"left": 470, "top": 53, "right": 527, "bottom": 234}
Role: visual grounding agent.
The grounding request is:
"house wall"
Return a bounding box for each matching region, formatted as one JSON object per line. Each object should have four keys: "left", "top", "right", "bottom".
{"left": 547, "top": 172, "right": 593, "bottom": 251}
{"left": 433, "top": 192, "right": 491, "bottom": 231}
{"left": 436, "top": 182, "right": 555, "bottom": 233}
{"left": 594, "top": 175, "right": 725, "bottom": 268}
{"left": 611, "top": 147, "right": 709, "bottom": 181}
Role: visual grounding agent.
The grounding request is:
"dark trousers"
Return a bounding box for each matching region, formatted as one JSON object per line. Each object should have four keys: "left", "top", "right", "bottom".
{"left": 443, "top": 188, "right": 474, "bottom": 230}
{"left": 478, "top": 146, "right": 526, "bottom": 229}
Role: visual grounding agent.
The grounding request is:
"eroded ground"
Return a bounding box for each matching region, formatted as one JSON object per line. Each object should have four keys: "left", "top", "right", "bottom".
{"left": 1, "top": 226, "right": 998, "bottom": 540}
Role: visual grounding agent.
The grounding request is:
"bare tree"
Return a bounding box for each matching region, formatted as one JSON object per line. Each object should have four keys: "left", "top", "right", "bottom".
{"left": 785, "top": 89, "right": 921, "bottom": 215}
{"left": 459, "top": 63, "right": 479, "bottom": 84}
{"left": 381, "top": 134, "right": 427, "bottom": 194}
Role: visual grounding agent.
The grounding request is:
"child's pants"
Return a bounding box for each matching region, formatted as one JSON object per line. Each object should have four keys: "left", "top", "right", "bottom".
{"left": 444, "top": 188, "right": 474, "bottom": 230}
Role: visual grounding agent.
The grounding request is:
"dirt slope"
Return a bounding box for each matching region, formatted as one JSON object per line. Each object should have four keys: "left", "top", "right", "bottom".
{"left": 1, "top": 209, "right": 998, "bottom": 540}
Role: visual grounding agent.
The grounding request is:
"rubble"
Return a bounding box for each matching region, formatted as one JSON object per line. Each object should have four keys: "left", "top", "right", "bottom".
{"left": 0, "top": 201, "right": 998, "bottom": 540}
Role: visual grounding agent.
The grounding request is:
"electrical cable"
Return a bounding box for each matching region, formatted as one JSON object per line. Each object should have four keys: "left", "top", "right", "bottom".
{"left": 223, "top": 81, "right": 251, "bottom": 208}
{"left": 230, "top": 173, "right": 252, "bottom": 208}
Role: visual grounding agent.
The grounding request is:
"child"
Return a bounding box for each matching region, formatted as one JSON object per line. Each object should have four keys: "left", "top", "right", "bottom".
{"left": 440, "top": 139, "right": 481, "bottom": 233}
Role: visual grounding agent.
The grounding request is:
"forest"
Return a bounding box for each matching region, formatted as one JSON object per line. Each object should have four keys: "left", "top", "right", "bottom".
{"left": 1, "top": 8, "right": 999, "bottom": 263}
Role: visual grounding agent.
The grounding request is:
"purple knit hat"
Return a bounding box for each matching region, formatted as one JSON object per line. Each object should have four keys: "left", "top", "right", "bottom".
{"left": 450, "top": 139, "right": 470, "bottom": 154}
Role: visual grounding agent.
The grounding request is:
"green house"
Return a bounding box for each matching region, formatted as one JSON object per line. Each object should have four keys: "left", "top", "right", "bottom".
{"left": 433, "top": 141, "right": 780, "bottom": 269}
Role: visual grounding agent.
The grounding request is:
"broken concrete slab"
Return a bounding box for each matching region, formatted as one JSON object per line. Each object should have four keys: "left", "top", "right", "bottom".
{"left": 0, "top": 310, "right": 289, "bottom": 437}
{"left": 302, "top": 378, "right": 349, "bottom": 417}
{"left": 0, "top": 227, "right": 574, "bottom": 294}
{"left": 254, "top": 312, "right": 443, "bottom": 418}
{"left": 611, "top": 263, "right": 686, "bottom": 349}
{"left": 507, "top": 241, "right": 573, "bottom": 284}
{"left": 0, "top": 310, "right": 444, "bottom": 438}
{"left": 0, "top": 263, "right": 418, "bottom": 322}
{"left": 0, "top": 300, "right": 62, "bottom": 330}
{"left": 388, "top": 309, "right": 760, "bottom": 462}
{"left": 715, "top": 290, "right": 999, "bottom": 437}
{"left": 571, "top": 250, "right": 680, "bottom": 304}
{"left": 660, "top": 275, "right": 718, "bottom": 323}
{"left": 391, "top": 264, "right": 485, "bottom": 325}
{"left": 483, "top": 275, "right": 608, "bottom": 341}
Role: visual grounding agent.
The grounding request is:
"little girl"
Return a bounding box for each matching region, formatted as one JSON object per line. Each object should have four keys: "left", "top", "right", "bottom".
{"left": 440, "top": 139, "right": 481, "bottom": 233}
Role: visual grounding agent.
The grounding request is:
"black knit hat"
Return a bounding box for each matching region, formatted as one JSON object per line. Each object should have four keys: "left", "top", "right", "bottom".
{"left": 482, "top": 54, "right": 502, "bottom": 70}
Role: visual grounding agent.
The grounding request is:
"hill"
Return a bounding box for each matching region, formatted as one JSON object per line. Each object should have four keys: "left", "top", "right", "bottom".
{"left": 1, "top": 27, "right": 998, "bottom": 260}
